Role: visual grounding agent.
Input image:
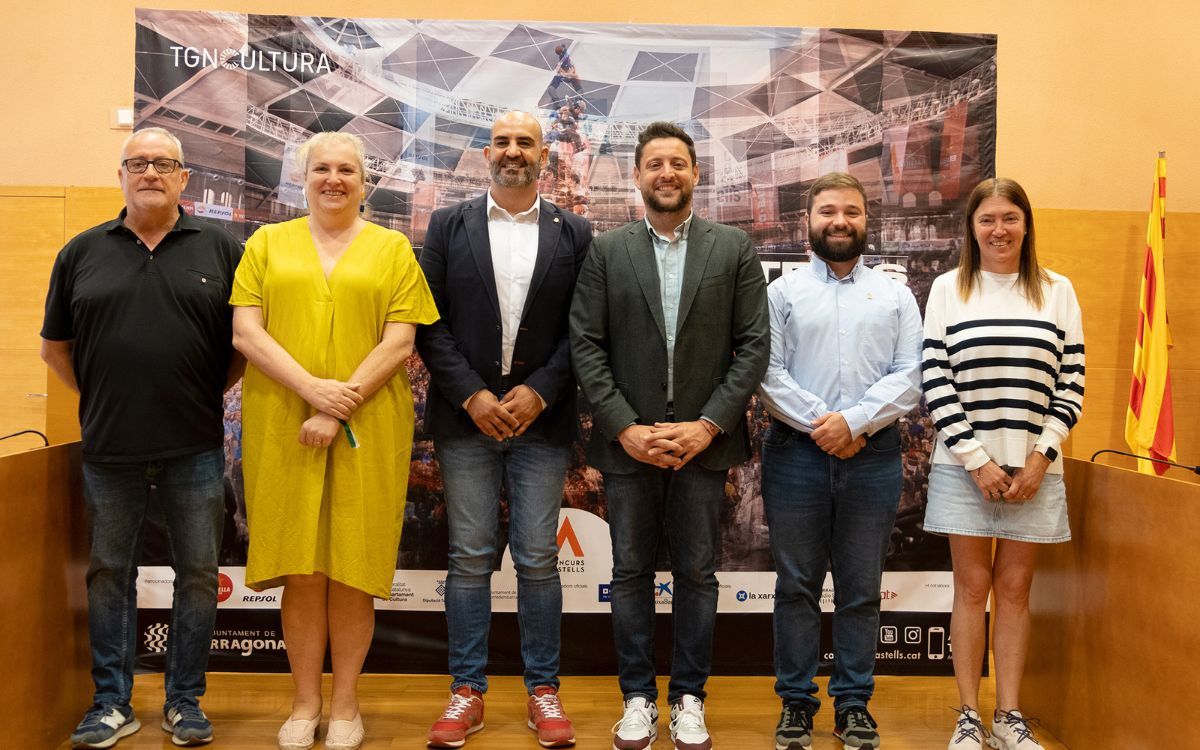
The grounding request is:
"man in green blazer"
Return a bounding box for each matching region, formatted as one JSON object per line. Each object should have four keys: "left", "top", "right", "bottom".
{"left": 569, "top": 122, "right": 769, "bottom": 750}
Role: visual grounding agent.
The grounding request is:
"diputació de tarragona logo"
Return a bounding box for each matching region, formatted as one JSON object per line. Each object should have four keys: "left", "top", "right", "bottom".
{"left": 144, "top": 622, "right": 169, "bottom": 653}
{"left": 168, "top": 46, "right": 333, "bottom": 75}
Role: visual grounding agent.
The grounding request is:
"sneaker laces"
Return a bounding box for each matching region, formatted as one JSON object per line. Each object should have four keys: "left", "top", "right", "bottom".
{"left": 612, "top": 701, "right": 654, "bottom": 734}
{"left": 440, "top": 693, "right": 475, "bottom": 720}
{"left": 531, "top": 692, "right": 565, "bottom": 719}
{"left": 840, "top": 705, "right": 878, "bottom": 731}
{"left": 168, "top": 697, "right": 206, "bottom": 723}
{"left": 996, "top": 710, "right": 1041, "bottom": 744}
{"left": 780, "top": 703, "right": 811, "bottom": 729}
{"left": 671, "top": 700, "right": 705, "bottom": 734}
{"left": 951, "top": 706, "right": 987, "bottom": 743}
{"left": 82, "top": 703, "right": 119, "bottom": 725}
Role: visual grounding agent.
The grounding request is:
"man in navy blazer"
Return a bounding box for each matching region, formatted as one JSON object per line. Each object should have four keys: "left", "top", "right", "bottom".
{"left": 416, "top": 111, "right": 590, "bottom": 749}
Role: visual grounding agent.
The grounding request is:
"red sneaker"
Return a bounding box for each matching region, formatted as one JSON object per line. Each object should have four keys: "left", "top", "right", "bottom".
{"left": 427, "top": 686, "right": 484, "bottom": 748}
{"left": 527, "top": 686, "right": 576, "bottom": 747}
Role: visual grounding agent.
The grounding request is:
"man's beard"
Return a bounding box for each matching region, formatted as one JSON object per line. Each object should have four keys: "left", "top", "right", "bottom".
{"left": 809, "top": 226, "right": 867, "bottom": 263}
{"left": 641, "top": 182, "right": 692, "bottom": 214}
{"left": 491, "top": 158, "right": 540, "bottom": 188}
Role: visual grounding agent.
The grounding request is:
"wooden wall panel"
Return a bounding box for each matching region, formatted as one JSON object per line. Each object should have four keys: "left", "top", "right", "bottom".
{"left": 1025, "top": 458, "right": 1200, "bottom": 747}
{"left": 1037, "top": 208, "right": 1199, "bottom": 482}
{"left": 0, "top": 444, "right": 90, "bottom": 748}
{"left": 64, "top": 186, "right": 124, "bottom": 238}
{"left": 42, "top": 188, "right": 125, "bottom": 443}
{"left": 0, "top": 189, "right": 64, "bottom": 456}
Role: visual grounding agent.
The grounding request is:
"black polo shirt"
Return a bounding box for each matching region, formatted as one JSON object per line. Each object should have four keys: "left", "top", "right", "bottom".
{"left": 41, "top": 207, "right": 242, "bottom": 462}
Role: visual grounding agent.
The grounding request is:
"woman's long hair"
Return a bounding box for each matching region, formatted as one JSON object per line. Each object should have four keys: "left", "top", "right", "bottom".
{"left": 957, "top": 178, "right": 1050, "bottom": 308}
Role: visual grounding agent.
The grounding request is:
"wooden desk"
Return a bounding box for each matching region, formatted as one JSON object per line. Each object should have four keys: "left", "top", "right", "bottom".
{"left": 0, "top": 443, "right": 90, "bottom": 747}
{"left": 1026, "top": 458, "right": 1199, "bottom": 747}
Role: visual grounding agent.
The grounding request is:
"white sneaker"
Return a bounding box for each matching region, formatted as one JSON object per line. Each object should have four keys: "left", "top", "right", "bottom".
{"left": 988, "top": 710, "right": 1041, "bottom": 749}
{"left": 668, "top": 695, "right": 711, "bottom": 750}
{"left": 612, "top": 697, "right": 658, "bottom": 750}
{"left": 948, "top": 706, "right": 988, "bottom": 749}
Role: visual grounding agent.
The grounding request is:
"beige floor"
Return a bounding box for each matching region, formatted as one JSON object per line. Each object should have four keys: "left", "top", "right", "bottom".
{"left": 55, "top": 672, "right": 1069, "bottom": 749}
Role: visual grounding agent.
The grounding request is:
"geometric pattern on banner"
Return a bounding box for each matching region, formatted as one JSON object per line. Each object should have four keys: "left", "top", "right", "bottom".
{"left": 491, "top": 24, "right": 573, "bottom": 69}
{"left": 834, "top": 60, "right": 885, "bottom": 114}
{"left": 887, "top": 31, "right": 997, "bottom": 79}
{"left": 364, "top": 97, "right": 433, "bottom": 134}
{"left": 722, "top": 121, "right": 798, "bottom": 161}
{"left": 628, "top": 51, "right": 699, "bottom": 82}
{"left": 267, "top": 90, "right": 355, "bottom": 133}
{"left": 312, "top": 17, "right": 383, "bottom": 50}
{"left": 538, "top": 79, "right": 621, "bottom": 116}
{"left": 382, "top": 33, "right": 478, "bottom": 90}
{"left": 744, "top": 75, "right": 822, "bottom": 117}
{"left": 135, "top": 25, "right": 203, "bottom": 101}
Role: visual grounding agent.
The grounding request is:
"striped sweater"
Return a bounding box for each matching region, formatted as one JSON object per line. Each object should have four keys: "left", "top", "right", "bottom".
{"left": 922, "top": 269, "right": 1084, "bottom": 474}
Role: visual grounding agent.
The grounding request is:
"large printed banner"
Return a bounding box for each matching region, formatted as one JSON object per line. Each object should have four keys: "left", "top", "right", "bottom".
{"left": 133, "top": 10, "right": 997, "bottom": 674}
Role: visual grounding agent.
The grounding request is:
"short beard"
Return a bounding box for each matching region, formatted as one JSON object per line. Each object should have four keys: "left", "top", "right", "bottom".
{"left": 641, "top": 185, "right": 691, "bottom": 214}
{"left": 491, "top": 158, "right": 540, "bottom": 188}
{"left": 809, "top": 227, "right": 867, "bottom": 264}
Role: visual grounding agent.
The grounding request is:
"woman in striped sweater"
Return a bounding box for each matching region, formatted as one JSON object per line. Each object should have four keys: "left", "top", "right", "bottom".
{"left": 922, "top": 178, "right": 1084, "bottom": 750}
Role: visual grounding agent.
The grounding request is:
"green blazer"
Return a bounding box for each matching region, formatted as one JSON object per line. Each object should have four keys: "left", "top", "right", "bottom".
{"left": 569, "top": 216, "right": 769, "bottom": 473}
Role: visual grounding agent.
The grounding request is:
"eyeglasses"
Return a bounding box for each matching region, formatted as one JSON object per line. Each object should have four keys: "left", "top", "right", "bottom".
{"left": 122, "top": 157, "right": 184, "bottom": 174}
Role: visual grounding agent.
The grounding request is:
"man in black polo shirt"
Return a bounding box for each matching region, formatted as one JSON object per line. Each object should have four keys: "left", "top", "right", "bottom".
{"left": 41, "top": 127, "right": 243, "bottom": 749}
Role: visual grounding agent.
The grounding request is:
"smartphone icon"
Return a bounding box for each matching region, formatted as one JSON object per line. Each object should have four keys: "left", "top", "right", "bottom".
{"left": 928, "top": 627, "right": 946, "bottom": 660}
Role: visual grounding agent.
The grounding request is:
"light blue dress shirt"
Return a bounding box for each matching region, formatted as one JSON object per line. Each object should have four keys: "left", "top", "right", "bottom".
{"left": 645, "top": 214, "right": 692, "bottom": 403}
{"left": 757, "top": 255, "right": 923, "bottom": 437}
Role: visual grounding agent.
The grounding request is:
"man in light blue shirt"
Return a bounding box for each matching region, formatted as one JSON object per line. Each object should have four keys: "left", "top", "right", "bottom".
{"left": 757, "top": 172, "right": 922, "bottom": 750}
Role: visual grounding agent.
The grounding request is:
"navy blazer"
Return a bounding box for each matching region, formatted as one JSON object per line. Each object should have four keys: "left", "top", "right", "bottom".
{"left": 416, "top": 195, "right": 592, "bottom": 441}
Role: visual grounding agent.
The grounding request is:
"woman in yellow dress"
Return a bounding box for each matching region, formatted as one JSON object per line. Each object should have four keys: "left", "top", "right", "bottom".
{"left": 230, "top": 131, "right": 438, "bottom": 750}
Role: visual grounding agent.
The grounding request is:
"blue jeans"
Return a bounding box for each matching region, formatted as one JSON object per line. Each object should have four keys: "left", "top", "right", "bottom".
{"left": 603, "top": 461, "right": 726, "bottom": 703}
{"left": 81, "top": 447, "right": 224, "bottom": 708}
{"left": 437, "top": 432, "right": 569, "bottom": 694}
{"left": 761, "top": 423, "right": 902, "bottom": 713}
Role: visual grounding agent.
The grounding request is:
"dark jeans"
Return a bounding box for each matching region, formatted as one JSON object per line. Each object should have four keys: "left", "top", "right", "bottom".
{"left": 761, "top": 424, "right": 902, "bottom": 713}
{"left": 437, "top": 432, "right": 569, "bottom": 694}
{"left": 81, "top": 447, "right": 224, "bottom": 707}
{"left": 603, "top": 460, "right": 727, "bottom": 703}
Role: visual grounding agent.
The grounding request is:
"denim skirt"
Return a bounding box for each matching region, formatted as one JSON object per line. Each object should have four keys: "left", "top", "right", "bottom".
{"left": 923, "top": 463, "right": 1070, "bottom": 543}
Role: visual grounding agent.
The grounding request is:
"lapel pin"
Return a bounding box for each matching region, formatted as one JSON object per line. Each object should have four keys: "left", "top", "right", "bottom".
{"left": 553, "top": 217, "right": 560, "bottom": 223}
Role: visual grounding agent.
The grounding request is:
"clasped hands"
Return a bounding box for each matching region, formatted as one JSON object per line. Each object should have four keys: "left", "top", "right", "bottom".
{"left": 970, "top": 452, "right": 1050, "bottom": 504}
{"left": 811, "top": 412, "right": 866, "bottom": 459}
{"left": 619, "top": 420, "right": 718, "bottom": 470}
{"left": 467, "top": 385, "right": 544, "bottom": 441}
{"left": 298, "top": 377, "right": 363, "bottom": 448}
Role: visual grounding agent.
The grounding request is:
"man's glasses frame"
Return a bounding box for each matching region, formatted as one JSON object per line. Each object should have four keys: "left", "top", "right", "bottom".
{"left": 122, "top": 158, "right": 185, "bottom": 175}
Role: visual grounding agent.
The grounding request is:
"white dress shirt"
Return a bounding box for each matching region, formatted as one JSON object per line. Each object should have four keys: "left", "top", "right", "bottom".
{"left": 487, "top": 191, "right": 540, "bottom": 376}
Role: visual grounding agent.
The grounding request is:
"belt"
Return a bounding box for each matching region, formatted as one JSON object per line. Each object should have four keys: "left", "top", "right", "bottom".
{"left": 769, "top": 418, "right": 898, "bottom": 442}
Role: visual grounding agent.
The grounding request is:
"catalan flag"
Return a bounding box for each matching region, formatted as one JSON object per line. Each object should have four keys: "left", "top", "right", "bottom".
{"left": 1125, "top": 154, "right": 1176, "bottom": 475}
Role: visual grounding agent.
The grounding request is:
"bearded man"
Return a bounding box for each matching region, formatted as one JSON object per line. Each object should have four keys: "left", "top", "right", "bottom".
{"left": 569, "top": 121, "right": 769, "bottom": 750}
{"left": 756, "top": 172, "right": 923, "bottom": 750}
{"left": 416, "top": 110, "right": 592, "bottom": 749}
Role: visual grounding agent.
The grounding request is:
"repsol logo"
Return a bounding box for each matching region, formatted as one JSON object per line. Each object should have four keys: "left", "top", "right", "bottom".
{"left": 243, "top": 594, "right": 278, "bottom": 603}
{"left": 169, "top": 46, "right": 333, "bottom": 75}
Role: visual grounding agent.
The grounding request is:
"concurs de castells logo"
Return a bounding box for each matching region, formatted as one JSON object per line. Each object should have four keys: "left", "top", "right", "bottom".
{"left": 169, "top": 45, "right": 333, "bottom": 75}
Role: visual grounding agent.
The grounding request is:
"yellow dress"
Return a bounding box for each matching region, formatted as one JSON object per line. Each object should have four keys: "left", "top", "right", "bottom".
{"left": 229, "top": 218, "right": 439, "bottom": 598}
